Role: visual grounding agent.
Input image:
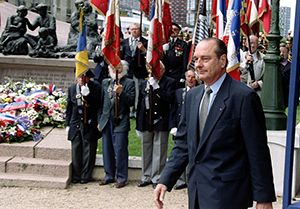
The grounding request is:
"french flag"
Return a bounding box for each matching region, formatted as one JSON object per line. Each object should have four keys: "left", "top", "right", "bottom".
{"left": 102, "top": 0, "right": 121, "bottom": 70}
{"left": 146, "top": 0, "right": 164, "bottom": 80}
{"left": 212, "top": 0, "right": 228, "bottom": 39}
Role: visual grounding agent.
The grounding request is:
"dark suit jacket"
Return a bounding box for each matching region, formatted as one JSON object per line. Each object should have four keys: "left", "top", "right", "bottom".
{"left": 98, "top": 76, "right": 135, "bottom": 132}
{"left": 162, "top": 39, "right": 188, "bottom": 83}
{"left": 136, "top": 75, "right": 176, "bottom": 132}
{"left": 169, "top": 87, "right": 187, "bottom": 128}
{"left": 159, "top": 75, "right": 276, "bottom": 209}
{"left": 121, "top": 36, "right": 148, "bottom": 79}
{"left": 66, "top": 80, "right": 101, "bottom": 141}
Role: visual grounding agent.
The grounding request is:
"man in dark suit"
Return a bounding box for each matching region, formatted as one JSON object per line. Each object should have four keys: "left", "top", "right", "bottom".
{"left": 98, "top": 60, "right": 135, "bottom": 188}
{"left": 136, "top": 62, "right": 176, "bottom": 188}
{"left": 162, "top": 22, "right": 188, "bottom": 89}
{"left": 66, "top": 69, "right": 101, "bottom": 184}
{"left": 154, "top": 38, "right": 276, "bottom": 209}
{"left": 121, "top": 23, "right": 148, "bottom": 117}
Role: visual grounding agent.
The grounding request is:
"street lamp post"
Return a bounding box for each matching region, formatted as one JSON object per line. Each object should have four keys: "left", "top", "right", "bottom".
{"left": 261, "top": 0, "right": 287, "bottom": 130}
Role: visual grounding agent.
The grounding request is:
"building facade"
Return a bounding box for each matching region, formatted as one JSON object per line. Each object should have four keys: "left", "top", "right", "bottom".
{"left": 279, "top": 6, "right": 291, "bottom": 37}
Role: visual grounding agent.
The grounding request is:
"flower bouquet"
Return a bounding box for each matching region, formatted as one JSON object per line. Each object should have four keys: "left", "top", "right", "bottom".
{"left": 0, "top": 78, "right": 67, "bottom": 143}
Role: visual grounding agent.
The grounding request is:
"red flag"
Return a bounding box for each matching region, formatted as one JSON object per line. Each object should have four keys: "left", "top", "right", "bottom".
{"left": 146, "top": 0, "right": 164, "bottom": 79}
{"left": 91, "top": 0, "right": 108, "bottom": 16}
{"left": 140, "top": 0, "right": 150, "bottom": 16}
{"left": 162, "top": 0, "right": 172, "bottom": 43}
{"left": 240, "top": 0, "right": 251, "bottom": 36}
{"left": 246, "top": 0, "right": 260, "bottom": 36}
{"left": 102, "top": 0, "right": 121, "bottom": 69}
{"left": 258, "top": 0, "right": 271, "bottom": 34}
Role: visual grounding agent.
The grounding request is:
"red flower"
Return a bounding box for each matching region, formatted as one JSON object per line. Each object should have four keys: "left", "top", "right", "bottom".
{"left": 16, "top": 129, "right": 23, "bottom": 138}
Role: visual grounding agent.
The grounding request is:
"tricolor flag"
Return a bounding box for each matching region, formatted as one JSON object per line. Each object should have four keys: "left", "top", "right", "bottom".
{"left": 188, "top": 0, "right": 209, "bottom": 70}
{"left": 222, "top": 0, "right": 241, "bottom": 80}
{"left": 211, "top": 0, "right": 227, "bottom": 38}
{"left": 258, "top": 0, "right": 271, "bottom": 34}
{"left": 102, "top": 0, "right": 121, "bottom": 69}
{"left": 146, "top": 0, "right": 164, "bottom": 79}
{"left": 75, "top": 7, "right": 89, "bottom": 78}
{"left": 91, "top": 0, "right": 108, "bottom": 16}
{"left": 140, "top": 0, "right": 150, "bottom": 16}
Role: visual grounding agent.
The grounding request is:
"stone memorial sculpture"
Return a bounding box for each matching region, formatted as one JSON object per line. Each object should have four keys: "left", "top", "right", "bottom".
{"left": 0, "top": 5, "right": 29, "bottom": 55}
{"left": 60, "top": 0, "right": 100, "bottom": 59}
{"left": 26, "top": 3, "right": 58, "bottom": 50}
{"left": 29, "top": 27, "right": 59, "bottom": 58}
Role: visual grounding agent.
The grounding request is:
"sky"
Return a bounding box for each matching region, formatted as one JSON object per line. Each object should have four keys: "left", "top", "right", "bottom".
{"left": 280, "top": 0, "right": 296, "bottom": 34}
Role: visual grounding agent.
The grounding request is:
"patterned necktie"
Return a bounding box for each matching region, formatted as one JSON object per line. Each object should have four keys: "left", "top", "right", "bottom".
{"left": 199, "top": 86, "right": 212, "bottom": 137}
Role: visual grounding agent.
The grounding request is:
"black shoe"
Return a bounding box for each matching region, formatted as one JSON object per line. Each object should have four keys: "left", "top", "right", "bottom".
{"left": 137, "top": 181, "right": 152, "bottom": 187}
{"left": 152, "top": 183, "right": 158, "bottom": 189}
{"left": 71, "top": 179, "right": 80, "bottom": 184}
{"left": 115, "top": 181, "right": 127, "bottom": 188}
{"left": 174, "top": 183, "right": 187, "bottom": 190}
{"left": 99, "top": 179, "right": 115, "bottom": 186}
{"left": 80, "top": 179, "right": 88, "bottom": 184}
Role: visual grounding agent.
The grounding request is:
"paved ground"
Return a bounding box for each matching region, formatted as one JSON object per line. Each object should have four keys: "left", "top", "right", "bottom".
{"left": 0, "top": 181, "right": 283, "bottom": 209}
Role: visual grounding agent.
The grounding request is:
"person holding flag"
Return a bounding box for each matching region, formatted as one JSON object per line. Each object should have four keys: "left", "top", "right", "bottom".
{"left": 66, "top": 5, "right": 101, "bottom": 184}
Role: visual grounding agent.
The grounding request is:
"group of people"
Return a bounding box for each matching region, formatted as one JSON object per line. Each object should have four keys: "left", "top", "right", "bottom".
{"left": 65, "top": 17, "right": 278, "bottom": 208}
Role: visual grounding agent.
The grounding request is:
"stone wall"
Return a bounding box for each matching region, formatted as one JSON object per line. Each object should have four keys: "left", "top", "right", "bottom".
{"left": 0, "top": 55, "right": 96, "bottom": 91}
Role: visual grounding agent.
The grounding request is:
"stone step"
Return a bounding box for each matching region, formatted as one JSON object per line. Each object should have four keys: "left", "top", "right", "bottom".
{"left": 6, "top": 157, "right": 71, "bottom": 178}
{"left": 0, "top": 173, "right": 69, "bottom": 189}
{"left": 34, "top": 128, "right": 71, "bottom": 161}
{"left": 0, "top": 127, "right": 54, "bottom": 158}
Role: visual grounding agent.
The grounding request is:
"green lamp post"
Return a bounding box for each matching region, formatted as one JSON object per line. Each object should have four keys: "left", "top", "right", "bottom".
{"left": 261, "top": 0, "right": 287, "bottom": 130}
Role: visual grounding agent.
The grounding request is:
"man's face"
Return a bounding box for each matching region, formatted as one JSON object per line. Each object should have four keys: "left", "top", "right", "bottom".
{"left": 77, "top": 75, "right": 90, "bottom": 86}
{"left": 280, "top": 46, "right": 289, "bottom": 61}
{"left": 171, "top": 25, "right": 180, "bottom": 38}
{"left": 130, "top": 25, "right": 140, "bottom": 38}
{"left": 185, "top": 71, "right": 197, "bottom": 88}
{"left": 248, "top": 36, "right": 259, "bottom": 53}
{"left": 194, "top": 40, "right": 227, "bottom": 85}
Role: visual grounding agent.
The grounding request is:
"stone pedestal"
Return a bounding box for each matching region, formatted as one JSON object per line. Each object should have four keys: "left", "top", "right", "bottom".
{"left": 0, "top": 55, "right": 96, "bottom": 92}
{"left": 268, "top": 125, "right": 300, "bottom": 197}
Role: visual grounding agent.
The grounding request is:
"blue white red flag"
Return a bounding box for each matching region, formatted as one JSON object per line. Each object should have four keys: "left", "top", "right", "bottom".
{"left": 102, "top": 0, "right": 121, "bottom": 69}
{"left": 222, "top": 0, "right": 241, "bottom": 80}
{"left": 211, "top": 0, "right": 227, "bottom": 38}
{"left": 75, "top": 7, "right": 89, "bottom": 78}
{"left": 146, "top": 0, "right": 164, "bottom": 79}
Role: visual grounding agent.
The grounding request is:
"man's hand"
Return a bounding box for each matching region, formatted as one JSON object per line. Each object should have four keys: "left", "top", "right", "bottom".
{"left": 114, "top": 84, "right": 123, "bottom": 94}
{"left": 154, "top": 184, "right": 167, "bottom": 209}
{"left": 256, "top": 202, "right": 273, "bottom": 209}
{"left": 250, "top": 80, "right": 259, "bottom": 89}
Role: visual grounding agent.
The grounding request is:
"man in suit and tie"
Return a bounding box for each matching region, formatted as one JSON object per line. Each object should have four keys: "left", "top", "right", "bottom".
{"left": 154, "top": 38, "right": 276, "bottom": 209}
{"left": 121, "top": 23, "right": 148, "bottom": 117}
{"left": 162, "top": 22, "right": 189, "bottom": 89}
{"left": 98, "top": 60, "right": 135, "bottom": 188}
{"left": 66, "top": 69, "right": 101, "bottom": 184}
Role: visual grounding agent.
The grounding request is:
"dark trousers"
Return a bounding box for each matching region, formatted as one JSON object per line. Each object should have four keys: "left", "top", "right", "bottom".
{"left": 71, "top": 132, "right": 91, "bottom": 181}
{"left": 102, "top": 120, "right": 129, "bottom": 183}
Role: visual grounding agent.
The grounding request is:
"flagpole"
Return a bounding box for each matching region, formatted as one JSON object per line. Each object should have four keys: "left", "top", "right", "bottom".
{"left": 138, "top": 11, "right": 143, "bottom": 67}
